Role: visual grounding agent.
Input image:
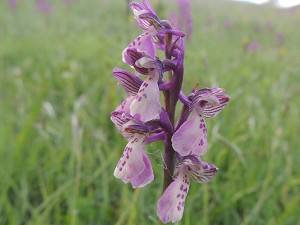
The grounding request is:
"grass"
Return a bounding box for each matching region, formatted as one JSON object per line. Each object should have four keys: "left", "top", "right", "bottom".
{"left": 1, "top": 0, "right": 300, "bottom": 224}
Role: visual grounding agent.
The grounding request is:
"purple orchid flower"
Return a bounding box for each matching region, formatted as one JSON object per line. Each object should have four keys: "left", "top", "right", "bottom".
{"left": 111, "top": 1, "right": 230, "bottom": 223}
{"left": 111, "top": 111, "right": 154, "bottom": 188}
{"left": 157, "top": 155, "right": 219, "bottom": 223}
{"left": 122, "top": 47, "right": 163, "bottom": 122}
{"left": 129, "top": 55, "right": 162, "bottom": 121}
{"left": 125, "top": 0, "right": 184, "bottom": 63}
{"left": 172, "top": 88, "right": 230, "bottom": 156}
{"left": 130, "top": 0, "right": 161, "bottom": 31}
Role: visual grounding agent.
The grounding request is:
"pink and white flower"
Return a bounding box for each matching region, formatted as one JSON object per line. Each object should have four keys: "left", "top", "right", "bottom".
{"left": 157, "top": 155, "right": 219, "bottom": 223}
{"left": 172, "top": 88, "right": 230, "bottom": 156}
{"left": 111, "top": 111, "right": 154, "bottom": 188}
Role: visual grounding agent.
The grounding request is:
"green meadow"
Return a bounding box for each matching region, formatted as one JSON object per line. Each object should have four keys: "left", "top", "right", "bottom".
{"left": 1, "top": 0, "right": 300, "bottom": 224}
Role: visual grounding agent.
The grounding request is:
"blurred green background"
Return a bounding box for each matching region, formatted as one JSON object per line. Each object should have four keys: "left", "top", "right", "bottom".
{"left": 1, "top": 0, "right": 300, "bottom": 224}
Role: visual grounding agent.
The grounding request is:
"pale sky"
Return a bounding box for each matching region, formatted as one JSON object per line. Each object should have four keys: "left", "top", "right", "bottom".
{"left": 231, "top": 0, "right": 300, "bottom": 8}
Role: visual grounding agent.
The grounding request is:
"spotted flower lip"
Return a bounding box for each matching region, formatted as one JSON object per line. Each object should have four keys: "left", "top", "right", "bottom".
{"left": 157, "top": 155, "right": 219, "bottom": 224}
{"left": 111, "top": 110, "right": 154, "bottom": 188}
{"left": 113, "top": 133, "right": 154, "bottom": 188}
{"left": 171, "top": 113, "right": 208, "bottom": 156}
{"left": 129, "top": 59, "right": 162, "bottom": 122}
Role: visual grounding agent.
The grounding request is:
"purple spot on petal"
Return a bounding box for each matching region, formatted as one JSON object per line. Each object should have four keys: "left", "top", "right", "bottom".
{"left": 177, "top": 194, "right": 181, "bottom": 198}
{"left": 180, "top": 185, "right": 183, "bottom": 190}
{"left": 181, "top": 194, "right": 184, "bottom": 199}
{"left": 177, "top": 206, "right": 181, "bottom": 211}
{"left": 199, "top": 139, "right": 204, "bottom": 146}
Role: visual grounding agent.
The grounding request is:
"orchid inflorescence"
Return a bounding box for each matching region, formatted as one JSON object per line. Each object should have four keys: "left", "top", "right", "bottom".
{"left": 110, "top": 0, "right": 230, "bottom": 223}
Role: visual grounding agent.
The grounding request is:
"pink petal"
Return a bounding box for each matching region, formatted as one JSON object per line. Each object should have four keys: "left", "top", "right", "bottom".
{"left": 130, "top": 72, "right": 161, "bottom": 122}
{"left": 114, "top": 135, "right": 145, "bottom": 181}
{"left": 115, "top": 96, "right": 135, "bottom": 114}
{"left": 131, "top": 151, "right": 154, "bottom": 188}
{"left": 122, "top": 32, "right": 155, "bottom": 67}
{"left": 172, "top": 114, "right": 208, "bottom": 156}
{"left": 157, "top": 173, "right": 190, "bottom": 224}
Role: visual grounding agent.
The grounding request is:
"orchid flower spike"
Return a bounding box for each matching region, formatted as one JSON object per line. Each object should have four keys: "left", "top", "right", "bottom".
{"left": 111, "top": 110, "right": 154, "bottom": 188}
{"left": 111, "top": 0, "right": 231, "bottom": 223}
{"left": 157, "top": 155, "right": 219, "bottom": 223}
{"left": 172, "top": 88, "right": 230, "bottom": 156}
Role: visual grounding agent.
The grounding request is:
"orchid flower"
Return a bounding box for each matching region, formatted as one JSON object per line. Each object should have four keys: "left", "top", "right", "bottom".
{"left": 172, "top": 88, "right": 230, "bottom": 157}
{"left": 122, "top": 48, "right": 163, "bottom": 122}
{"left": 122, "top": 0, "right": 160, "bottom": 66}
{"left": 111, "top": 111, "right": 154, "bottom": 188}
{"left": 157, "top": 155, "right": 219, "bottom": 223}
{"left": 123, "top": 0, "right": 184, "bottom": 66}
